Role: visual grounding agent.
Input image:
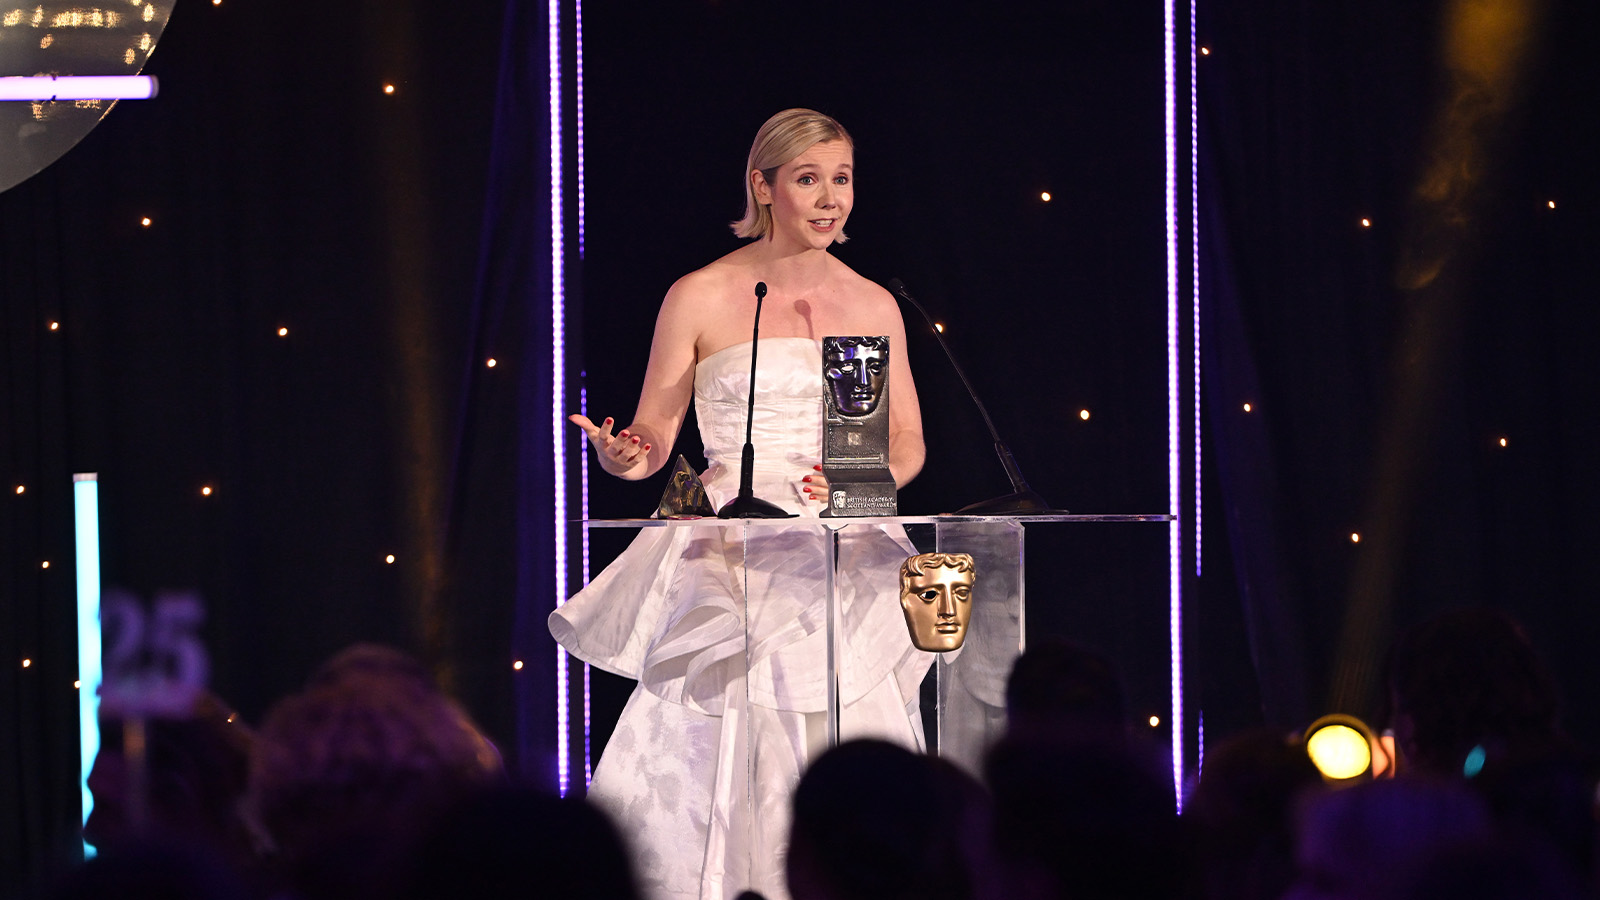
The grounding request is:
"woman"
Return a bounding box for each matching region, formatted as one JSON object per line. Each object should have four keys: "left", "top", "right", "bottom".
{"left": 552, "top": 109, "right": 932, "bottom": 900}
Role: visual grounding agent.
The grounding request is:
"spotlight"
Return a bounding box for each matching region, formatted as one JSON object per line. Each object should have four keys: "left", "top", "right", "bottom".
{"left": 1303, "top": 714, "right": 1379, "bottom": 783}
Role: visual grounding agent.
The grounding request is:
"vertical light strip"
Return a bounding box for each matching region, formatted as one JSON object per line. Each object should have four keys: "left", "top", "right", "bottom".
{"left": 580, "top": 379, "right": 593, "bottom": 788}
{"left": 72, "top": 473, "right": 102, "bottom": 856}
{"left": 549, "top": 0, "right": 569, "bottom": 798}
{"left": 575, "top": 0, "right": 585, "bottom": 258}
{"left": 1163, "top": 0, "right": 1186, "bottom": 812}
{"left": 1191, "top": 0, "right": 1202, "bottom": 579}
{"left": 576, "top": 0, "right": 591, "bottom": 785}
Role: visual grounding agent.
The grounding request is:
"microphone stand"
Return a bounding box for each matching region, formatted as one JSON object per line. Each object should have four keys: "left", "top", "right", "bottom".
{"left": 887, "top": 278, "right": 1060, "bottom": 515}
{"left": 718, "top": 281, "right": 797, "bottom": 519}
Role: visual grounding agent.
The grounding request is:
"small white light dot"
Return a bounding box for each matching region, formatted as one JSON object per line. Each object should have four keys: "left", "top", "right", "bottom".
{"left": 1040, "top": 191, "right": 1052, "bottom": 202}
{"left": 1242, "top": 402, "right": 1253, "bottom": 412}
{"left": 40, "top": 560, "right": 49, "bottom": 569}
{"left": 486, "top": 358, "right": 498, "bottom": 368}
{"left": 201, "top": 486, "right": 213, "bottom": 496}
{"left": 383, "top": 83, "right": 396, "bottom": 95}
{"left": 277, "top": 326, "right": 289, "bottom": 337}
{"left": 385, "top": 554, "right": 396, "bottom": 564}
{"left": 74, "top": 680, "right": 81, "bottom": 689}
{"left": 21, "top": 659, "right": 31, "bottom": 669}
{"left": 14, "top": 485, "right": 23, "bottom": 494}
{"left": 1148, "top": 715, "right": 1161, "bottom": 727}
{"left": 1546, "top": 200, "right": 1556, "bottom": 209}
{"left": 1350, "top": 533, "right": 1362, "bottom": 544}
{"left": 1200, "top": 46, "right": 1211, "bottom": 55}
{"left": 212, "top": 0, "right": 221, "bottom": 6}
{"left": 48, "top": 321, "right": 59, "bottom": 331}
{"left": 513, "top": 660, "right": 525, "bottom": 671}
{"left": 1079, "top": 409, "right": 1091, "bottom": 421}
{"left": 933, "top": 323, "right": 944, "bottom": 333}
{"left": 1498, "top": 437, "right": 1507, "bottom": 447}
{"left": 1360, "top": 218, "right": 1371, "bottom": 228}
{"left": 140, "top": 216, "right": 152, "bottom": 227}
{"left": 226, "top": 713, "right": 237, "bottom": 722}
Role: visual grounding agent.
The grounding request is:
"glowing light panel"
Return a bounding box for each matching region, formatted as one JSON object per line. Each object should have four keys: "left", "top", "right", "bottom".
{"left": 549, "top": 0, "right": 569, "bottom": 798}
{"left": 0, "top": 75, "right": 157, "bottom": 100}
{"left": 73, "top": 473, "right": 102, "bottom": 856}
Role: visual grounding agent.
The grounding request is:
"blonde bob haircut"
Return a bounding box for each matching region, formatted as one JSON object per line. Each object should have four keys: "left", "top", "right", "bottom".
{"left": 730, "top": 108, "right": 854, "bottom": 242}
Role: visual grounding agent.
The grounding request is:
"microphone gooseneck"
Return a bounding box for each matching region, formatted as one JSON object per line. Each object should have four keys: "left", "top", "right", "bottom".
{"left": 717, "top": 281, "right": 796, "bottom": 519}
{"left": 887, "top": 278, "right": 1059, "bottom": 515}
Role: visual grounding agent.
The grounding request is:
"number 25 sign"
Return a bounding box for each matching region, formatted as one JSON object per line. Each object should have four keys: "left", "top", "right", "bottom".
{"left": 99, "top": 589, "right": 210, "bottom": 718}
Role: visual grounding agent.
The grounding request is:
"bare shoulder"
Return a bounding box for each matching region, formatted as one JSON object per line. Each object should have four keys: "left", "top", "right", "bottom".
{"left": 829, "top": 256, "right": 902, "bottom": 329}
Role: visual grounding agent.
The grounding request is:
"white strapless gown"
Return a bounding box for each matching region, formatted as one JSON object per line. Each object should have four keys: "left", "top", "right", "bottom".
{"left": 550, "top": 338, "right": 931, "bottom": 900}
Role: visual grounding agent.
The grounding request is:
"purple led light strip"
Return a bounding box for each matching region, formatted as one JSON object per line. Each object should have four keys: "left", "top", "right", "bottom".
{"left": 1164, "top": 0, "right": 1186, "bottom": 812}
{"left": 1191, "top": 0, "right": 1201, "bottom": 581}
{"left": 576, "top": 0, "right": 592, "bottom": 790}
{"left": 549, "top": 0, "right": 569, "bottom": 798}
{"left": 576, "top": 0, "right": 585, "bottom": 258}
{"left": 581, "top": 381, "right": 593, "bottom": 788}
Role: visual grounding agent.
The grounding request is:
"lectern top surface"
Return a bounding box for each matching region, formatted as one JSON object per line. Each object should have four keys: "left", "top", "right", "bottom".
{"left": 580, "top": 513, "right": 1173, "bottom": 528}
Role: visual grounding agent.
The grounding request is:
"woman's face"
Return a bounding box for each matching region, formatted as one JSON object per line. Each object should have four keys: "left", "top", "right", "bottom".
{"left": 754, "top": 139, "right": 853, "bottom": 250}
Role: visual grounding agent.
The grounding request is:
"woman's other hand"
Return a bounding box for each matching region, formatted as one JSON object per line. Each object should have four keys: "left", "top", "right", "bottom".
{"left": 570, "top": 414, "right": 652, "bottom": 479}
{"left": 800, "top": 465, "right": 829, "bottom": 508}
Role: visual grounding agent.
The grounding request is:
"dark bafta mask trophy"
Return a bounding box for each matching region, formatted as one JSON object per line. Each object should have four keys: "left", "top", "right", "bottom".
{"left": 822, "top": 336, "right": 896, "bottom": 516}
{"left": 899, "top": 553, "right": 977, "bottom": 652}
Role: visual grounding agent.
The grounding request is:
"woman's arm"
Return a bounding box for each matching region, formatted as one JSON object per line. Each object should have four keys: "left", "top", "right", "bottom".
{"left": 571, "top": 277, "right": 703, "bottom": 482}
{"left": 883, "top": 292, "right": 926, "bottom": 488}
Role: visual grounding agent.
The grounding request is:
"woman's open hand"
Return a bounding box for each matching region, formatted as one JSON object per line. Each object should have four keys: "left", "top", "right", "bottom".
{"left": 570, "top": 414, "right": 652, "bottom": 479}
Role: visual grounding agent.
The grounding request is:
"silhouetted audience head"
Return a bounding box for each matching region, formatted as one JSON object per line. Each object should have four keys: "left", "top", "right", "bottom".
{"left": 1386, "top": 608, "right": 1560, "bottom": 777}
{"left": 1004, "top": 637, "right": 1127, "bottom": 745}
{"left": 787, "top": 739, "right": 993, "bottom": 900}
{"left": 84, "top": 691, "right": 256, "bottom": 865}
{"left": 1282, "top": 778, "right": 1497, "bottom": 900}
{"left": 1186, "top": 727, "right": 1325, "bottom": 900}
{"left": 245, "top": 644, "right": 503, "bottom": 900}
{"left": 984, "top": 735, "right": 1184, "bottom": 900}
{"left": 399, "top": 787, "right": 641, "bottom": 900}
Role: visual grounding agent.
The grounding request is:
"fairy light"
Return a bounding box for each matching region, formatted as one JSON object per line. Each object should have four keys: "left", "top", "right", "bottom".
{"left": 382, "top": 83, "right": 395, "bottom": 95}
{"left": 1498, "top": 437, "right": 1507, "bottom": 447}
{"left": 1360, "top": 218, "right": 1371, "bottom": 228}
{"left": 21, "top": 659, "right": 31, "bottom": 668}
{"left": 1149, "top": 715, "right": 1161, "bottom": 727}
{"left": 1040, "top": 191, "right": 1052, "bottom": 202}
{"left": 1079, "top": 409, "right": 1091, "bottom": 421}
{"left": 277, "top": 326, "right": 288, "bottom": 337}
{"left": 139, "top": 217, "right": 151, "bottom": 227}
{"left": 513, "top": 660, "right": 525, "bottom": 671}
{"left": 201, "top": 486, "right": 212, "bottom": 496}
{"left": 486, "top": 358, "right": 497, "bottom": 368}
{"left": 48, "top": 322, "right": 59, "bottom": 331}
{"left": 1350, "top": 532, "right": 1362, "bottom": 544}
{"left": 13, "top": 485, "right": 23, "bottom": 494}
{"left": 41, "top": 560, "right": 50, "bottom": 569}
{"left": 385, "top": 554, "right": 395, "bottom": 564}
{"left": 1243, "top": 402, "right": 1252, "bottom": 412}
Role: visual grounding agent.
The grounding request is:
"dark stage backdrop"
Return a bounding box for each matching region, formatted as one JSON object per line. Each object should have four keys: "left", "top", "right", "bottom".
{"left": 3, "top": 0, "right": 1597, "bottom": 887}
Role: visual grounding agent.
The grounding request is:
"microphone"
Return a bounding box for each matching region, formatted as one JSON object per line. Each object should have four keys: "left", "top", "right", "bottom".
{"left": 717, "top": 282, "right": 797, "bottom": 519}
{"left": 887, "top": 278, "right": 1059, "bottom": 515}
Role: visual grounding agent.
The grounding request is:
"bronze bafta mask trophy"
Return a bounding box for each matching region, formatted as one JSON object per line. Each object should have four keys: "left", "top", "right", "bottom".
{"left": 899, "top": 553, "right": 977, "bottom": 652}
{"left": 822, "top": 336, "right": 896, "bottom": 516}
